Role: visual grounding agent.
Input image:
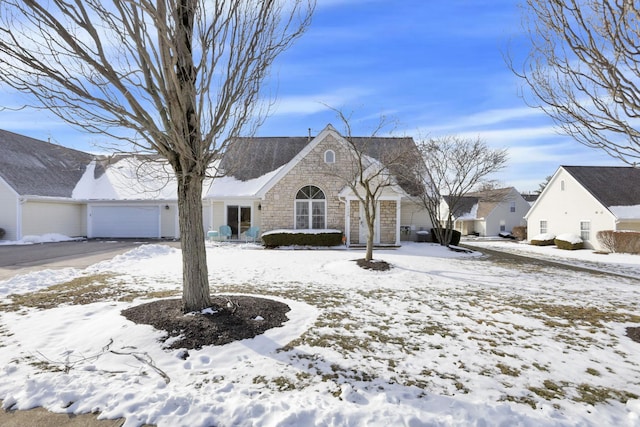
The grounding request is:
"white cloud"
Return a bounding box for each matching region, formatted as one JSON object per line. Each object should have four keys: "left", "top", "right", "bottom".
{"left": 268, "top": 88, "right": 371, "bottom": 116}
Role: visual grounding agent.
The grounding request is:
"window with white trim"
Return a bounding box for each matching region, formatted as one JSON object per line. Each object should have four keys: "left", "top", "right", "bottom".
{"left": 540, "top": 220, "right": 548, "bottom": 234}
{"left": 580, "top": 221, "right": 590, "bottom": 241}
{"left": 324, "top": 150, "right": 335, "bottom": 164}
{"left": 510, "top": 201, "right": 516, "bottom": 213}
{"left": 295, "top": 185, "right": 326, "bottom": 229}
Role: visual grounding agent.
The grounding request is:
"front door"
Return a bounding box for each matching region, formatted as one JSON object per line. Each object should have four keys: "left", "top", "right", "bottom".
{"left": 227, "top": 205, "right": 251, "bottom": 239}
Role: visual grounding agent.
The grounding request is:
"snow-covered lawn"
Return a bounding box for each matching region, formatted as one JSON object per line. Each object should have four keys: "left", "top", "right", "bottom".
{"left": 0, "top": 242, "right": 639, "bottom": 427}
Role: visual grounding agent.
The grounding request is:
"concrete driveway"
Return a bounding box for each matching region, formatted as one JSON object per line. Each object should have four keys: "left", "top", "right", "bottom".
{"left": 0, "top": 239, "right": 180, "bottom": 281}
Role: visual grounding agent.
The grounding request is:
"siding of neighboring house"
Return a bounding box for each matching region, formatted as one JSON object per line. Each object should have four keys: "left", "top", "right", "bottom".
{"left": 526, "top": 168, "right": 617, "bottom": 249}
{"left": 400, "top": 200, "right": 431, "bottom": 241}
{"left": 21, "top": 199, "right": 86, "bottom": 238}
{"left": 445, "top": 188, "right": 529, "bottom": 237}
{"left": 261, "top": 133, "right": 348, "bottom": 232}
{"left": 0, "top": 177, "right": 18, "bottom": 240}
{"left": 483, "top": 188, "right": 530, "bottom": 236}
{"left": 617, "top": 220, "right": 640, "bottom": 232}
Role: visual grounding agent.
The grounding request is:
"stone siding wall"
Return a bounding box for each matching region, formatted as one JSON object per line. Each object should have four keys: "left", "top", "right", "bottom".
{"left": 260, "top": 132, "right": 400, "bottom": 245}
{"left": 262, "top": 134, "right": 351, "bottom": 233}
{"left": 379, "top": 200, "right": 396, "bottom": 244}
{"left": 349, "top": 200, "right": 359, "bottom": 244}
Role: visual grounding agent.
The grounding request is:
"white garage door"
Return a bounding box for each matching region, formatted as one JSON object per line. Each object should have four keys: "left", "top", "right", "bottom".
{"left": 90, "top": 205, "right": 160, "bottom": 238}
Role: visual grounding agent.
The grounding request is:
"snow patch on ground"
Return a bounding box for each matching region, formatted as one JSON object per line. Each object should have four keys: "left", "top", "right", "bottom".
{"left": 0, "top": 241, "right": 638, "bottom": 426}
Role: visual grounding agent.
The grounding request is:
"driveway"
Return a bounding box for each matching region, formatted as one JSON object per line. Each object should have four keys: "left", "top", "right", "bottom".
{"left": 0, "top": 239, "right": 180, "bottom": 281}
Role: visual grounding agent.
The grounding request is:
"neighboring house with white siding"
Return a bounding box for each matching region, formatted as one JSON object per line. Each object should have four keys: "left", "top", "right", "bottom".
{"left": 441, "top": 187, "right": 530, "bottom": 237}
{"left": 0, "top": 129, "right": 91, "bottom": 241}
{"left": 525, "top": 166, "right": 640, "bottom": 250}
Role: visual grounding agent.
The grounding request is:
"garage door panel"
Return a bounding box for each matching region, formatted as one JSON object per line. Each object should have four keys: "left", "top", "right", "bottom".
{"left": 91, "top": 206, "right": 160, "bottom": 238}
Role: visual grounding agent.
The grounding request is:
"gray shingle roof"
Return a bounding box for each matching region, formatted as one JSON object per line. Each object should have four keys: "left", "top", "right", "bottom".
{"left": 562, "top": 166, "right": 640, "bottom": 207}
{"left": 221, "top": 134, "right": 420, "bottom": 187}
{"left": 0, "top": 129, "right": 93, "bottom": 197}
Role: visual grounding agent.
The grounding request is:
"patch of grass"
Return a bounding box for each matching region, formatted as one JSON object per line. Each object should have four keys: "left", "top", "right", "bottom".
{"left": 508, "top": 301, "right": 640, "bottom": 329}
{"left": 496, "top": 363, "right": 521, "bottom": 377}
{"left": 252, "top": 375, "right": 299, "bottom": 391}
{"left": 529, "top": 380, "right": 567, "bottom": 400}
{"left": 2, "top": 274, "right": 178, "bottom": 311}
{"left": 532, "top": 362, "right": 549, "bottom": 372}
{"left": 586, "top": 367, "right": 601, "bottom": 376}
{"left": 502, "top": 394, "right": 538, "bottom": 410}
{"left": 574, "top": 384, "right": 639, "bottom": 405}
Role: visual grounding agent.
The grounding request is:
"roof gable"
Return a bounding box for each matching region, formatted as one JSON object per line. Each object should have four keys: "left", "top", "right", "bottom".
{"left": 562, "top": 166, "right": 640, "bottom": 208}
{"left": 215, "top": 124, "right": 419, "bottom": 198}
{"left": 0, "top": 129, "right": 93, "bottom": 197}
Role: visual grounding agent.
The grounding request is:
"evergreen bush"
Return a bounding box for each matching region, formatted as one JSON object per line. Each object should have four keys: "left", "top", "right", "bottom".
{"left": 262, "top": 230, "right": 343, "bottom": 248}
{"left": 430, "top": 228, "right": 461, "bottom": 246}
{"left": 554, "top": 234, "right": 583, "bottom": 250}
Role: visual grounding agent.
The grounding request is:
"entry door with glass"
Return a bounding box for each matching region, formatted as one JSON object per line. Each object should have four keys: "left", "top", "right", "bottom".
{"left": 227, "top": 205, "right": 251, "bottom": 239}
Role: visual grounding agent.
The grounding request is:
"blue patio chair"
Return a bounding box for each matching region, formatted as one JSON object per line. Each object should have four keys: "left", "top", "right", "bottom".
{"left": 219, "top": 225, "right": 232, "bottom": 240}
{"left": 245, "top": 226, "right": 260, "bottom": 243}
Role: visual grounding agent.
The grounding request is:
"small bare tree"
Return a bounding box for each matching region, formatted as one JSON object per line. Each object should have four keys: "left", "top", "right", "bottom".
{"left": 409, "top": 136, "right": 508, "bottom": 246}
{"left": 0, "top": 0, "right": 314, "bottom": 312}
{"left": 325, "top": 111, "right": 417, "bottom": 261}
{"left": 513, "top": 0, "right": 640, "bottom": 164}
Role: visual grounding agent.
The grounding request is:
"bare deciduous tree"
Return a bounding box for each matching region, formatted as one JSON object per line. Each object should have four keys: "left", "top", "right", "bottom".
{"left": 325, "top": 110, "right": 417, "bottom": 262}
{"left": 0, "top": 0, "right": 315, "bottom": 312}
{"left": 513, "top": 0, "right": 640, "bottom": 164}
{"left": 409, "top": 136, "right": 508, "bottom": 246}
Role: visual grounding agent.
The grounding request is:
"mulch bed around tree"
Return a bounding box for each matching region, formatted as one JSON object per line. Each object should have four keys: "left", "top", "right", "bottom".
{"left": 121, "top": 296, "right": 290, "bottom": 351}
{"left": 355, "top": 258, "right": 392, "bottom": 271}
{"left": 627, "top": 327, "right": 640, "bottom": 344}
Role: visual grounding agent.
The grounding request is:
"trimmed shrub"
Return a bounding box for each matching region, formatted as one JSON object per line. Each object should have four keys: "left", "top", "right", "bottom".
{"left": 597, "top": 230, "right": 640, "bottom": 254}
{"left": 430, "top": 228, "right": 461, "bottom": 246}
{"left": 596, "top": 230, "right": 616, "bottom": 253}
{"left": 512, "top": 226, "right": 527, "bottom": 241}
{"left": 530, "top": 233, "right": 555, "bottom": 246}
{"left": 554, "top": 234, "right": 584, "bottom": 250}
{"left": 262, "top": 230, "right": 343, "bottom": 248}
{"left": 0, "top": 228, "right": 4, "bottom": 239}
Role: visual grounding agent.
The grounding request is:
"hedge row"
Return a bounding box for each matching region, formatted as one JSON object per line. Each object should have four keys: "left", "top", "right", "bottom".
{"left": 262, "top": 231, "right": 343, "bottom": 248}
{"left": 596, "top": 230, "right": 640, "bottom": 254}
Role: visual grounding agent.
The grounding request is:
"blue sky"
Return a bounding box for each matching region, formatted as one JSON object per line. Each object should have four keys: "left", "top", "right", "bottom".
{"left": 0, "top": 0, "right": 625, "bottom": 192}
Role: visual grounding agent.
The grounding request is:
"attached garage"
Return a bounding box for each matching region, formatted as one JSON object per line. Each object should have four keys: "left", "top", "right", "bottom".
{"left": 89, "top": 205, "right": 161, "bottom": 238}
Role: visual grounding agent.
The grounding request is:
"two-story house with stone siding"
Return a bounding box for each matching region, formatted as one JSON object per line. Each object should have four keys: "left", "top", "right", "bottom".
{"left": 203, "top": 124, "right": 432, "bottom": 246}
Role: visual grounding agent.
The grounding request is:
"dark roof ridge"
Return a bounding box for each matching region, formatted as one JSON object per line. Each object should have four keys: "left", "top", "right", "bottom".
{"left": 561, "top": 165, "right": 640, "bottom": 208}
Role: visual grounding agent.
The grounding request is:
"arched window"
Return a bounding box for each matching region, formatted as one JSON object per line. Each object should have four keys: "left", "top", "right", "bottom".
{"left": 324, "top": 149, "right": 335, "bottom": 164}
{"left": 295, "top": 185, "right": 326, "bottom": 229}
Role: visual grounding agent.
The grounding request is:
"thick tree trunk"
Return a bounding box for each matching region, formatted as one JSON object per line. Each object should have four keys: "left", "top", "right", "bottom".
{"left": 177, "top": 174, "right": 211, "bottom": 312}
